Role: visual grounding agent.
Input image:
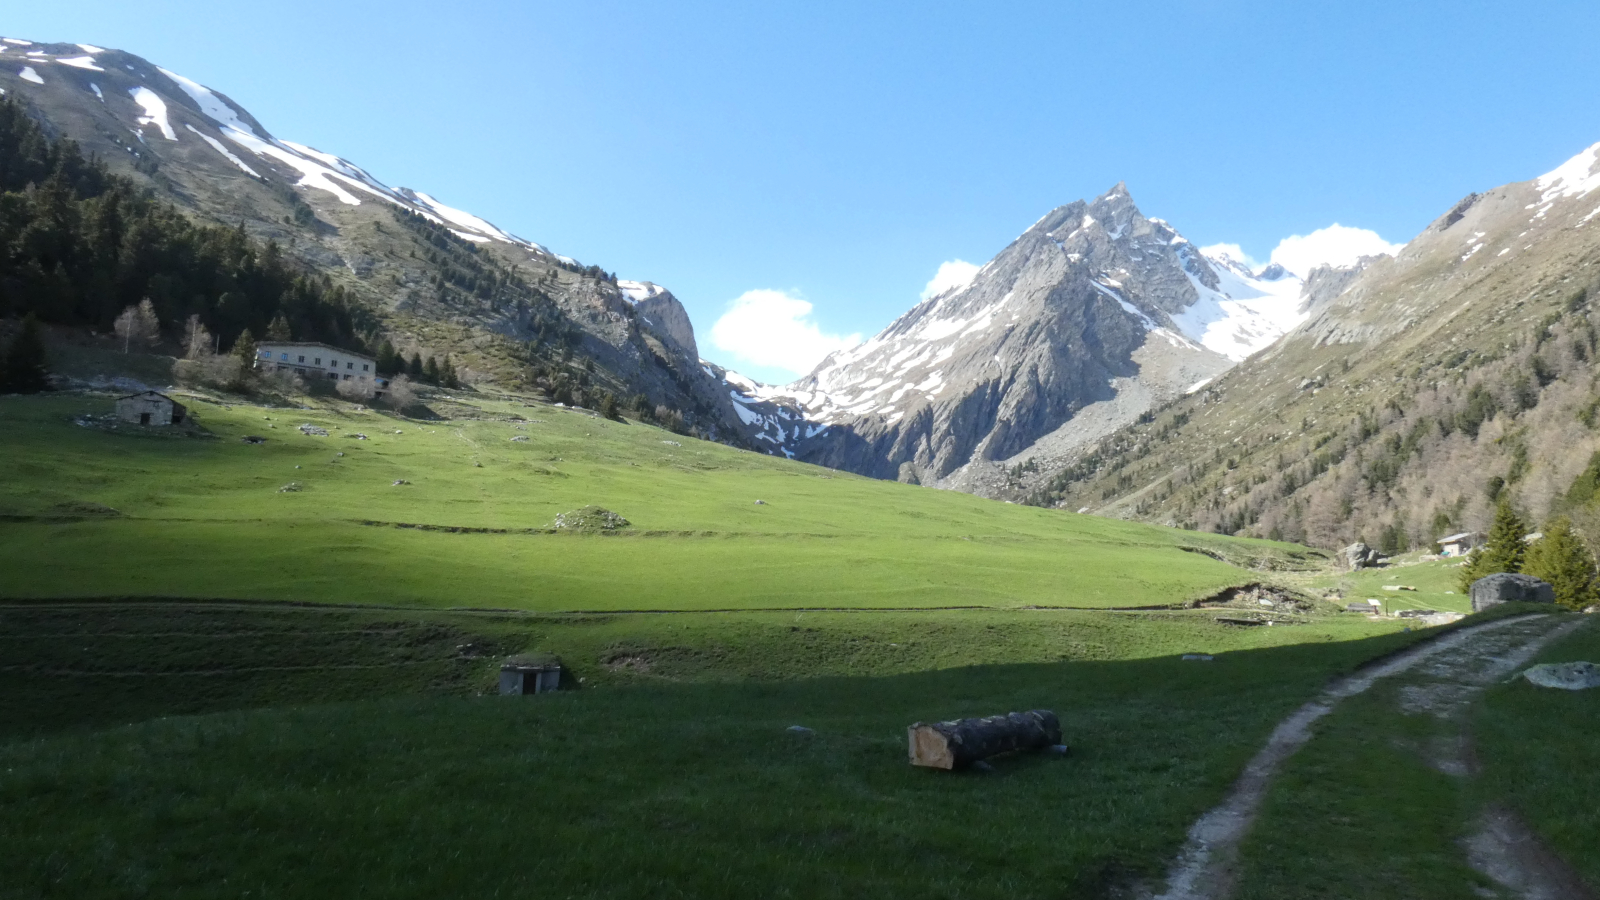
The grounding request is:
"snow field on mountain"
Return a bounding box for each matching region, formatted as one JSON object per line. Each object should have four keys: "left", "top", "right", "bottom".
{"left": 18, "top": 66, "right": 43, "bottom": 85}
{"left": 129, "top": 87, "right": 176, "bottom": 139}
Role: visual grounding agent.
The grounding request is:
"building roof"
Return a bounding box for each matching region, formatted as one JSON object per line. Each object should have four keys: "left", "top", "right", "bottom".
{"left": 255, "top": 341, "right": 376, "bottom": 362}
{"left": 1437, "top": 532, "right": 1481, "bottom": 543}
{"left": 501, "top": 652, "right": 562, "bottom": 672}
{"left": 115, "top": 390, "right": 178, "bottom": 403}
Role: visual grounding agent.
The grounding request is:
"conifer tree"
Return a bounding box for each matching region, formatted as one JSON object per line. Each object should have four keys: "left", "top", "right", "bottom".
{"left": 407, "top": 353, "right": 424, "bottom": 378}
{"left": 2, "top": 315, "right": 51, "bottom": 393}
{"left": 375, "top": 340, "right": 398, "bottom": 376}
{"left": 424, "top": 356, "right": 441, "bottom": 384}
{"left": 1459, "top": 500, "right": 1529, "bottom": 591}
{"left": 442, "top": 356, "right": 459, "bottom": 389}
{"left": 266, "top": 314, "right": 292, "bottom": 341}
{"left": 1522, "top": 517, "right": 1599, "bottom": 610}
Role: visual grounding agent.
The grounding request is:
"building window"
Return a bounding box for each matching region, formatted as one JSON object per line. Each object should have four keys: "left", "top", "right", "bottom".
{"left": 362, "top": 364, "right": 369, "bottom": 372}
{"left": 280, "top": 353, "right": 289, "bottom": 361}
{"left": 315, "top": 358, "right": 321, "bottom": 365}
{"left": 328, "top": 372, "right": 338, "bottom": 380}
{"left": 359, "top": 375, "right": 367, "bottom": 382}
{"left": 330, "top": 359, "right": 338, "bottom": 367}
{"left": 343, "top": 374, "right": 352, "bottom": 380}
{"left": 297, "top": 355, "right": 305, "bottom": 363}
{"left": 347, "top": 362, "right": 354, "bottom": 370}
{"left": 259, "top": 350, "right": 270, "bottom": 358}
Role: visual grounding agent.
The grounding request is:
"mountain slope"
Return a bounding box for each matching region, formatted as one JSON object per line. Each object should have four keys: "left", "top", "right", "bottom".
{"left": 0, "top": 37, "right": 745, "bottom": 438}
{"left": 1029, "top": 142, "right": 1600, "bottom": 550}
{"left": 716, "top": 185, "right": 1319, "bottom": 493}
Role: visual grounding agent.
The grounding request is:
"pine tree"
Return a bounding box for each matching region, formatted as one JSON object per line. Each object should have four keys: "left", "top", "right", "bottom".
{"left": 375, "top": 340, "right": 398, "bottom": 376}
{"left": 1522, "top": 517, "right": 1599, "bottom": 610}
{"left": 1459, "top": 500, "right": 1529, "bottom": 591}
{"left": 266, "top": 314, "right": 292, "bottom": 341}
{"left": 407, "top": 353, "right": 424, "bottom": 378}
{"left": 423, "top": 356, "right": 441, "bottom": 384}
{"left": 2, "top": 315, "right": 51, "bottom": 393}
{"left": 442, "top": 356, "right": 459, "bottom": 389}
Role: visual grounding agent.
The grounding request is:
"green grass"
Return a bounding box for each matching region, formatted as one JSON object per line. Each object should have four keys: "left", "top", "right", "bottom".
{"left": 0, "top": 392, "right": 1317, "bottom": 611}
{"left": 1232, "top": 682, "right": 1494, "bottom": 899}
{"left": 1475, "top": 615, "right": 1600, "bottom": 887}
{"left": 1307, "top": 555, "right": 1474, "bottom": 614}
{"left": 0, "top": 624, "right": 1449, "bottom": 900}
{"left": 0, "top": 600, "right": 1415, "bottom": 741}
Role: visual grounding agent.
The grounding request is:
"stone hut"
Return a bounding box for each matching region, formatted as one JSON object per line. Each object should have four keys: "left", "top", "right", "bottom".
{"left": 499, "top": 653, "right": 562, "bottom": 695}
{"left": 114, "top": 390, "right": 186, "bottom": 426}
{"left": 1436, "top": 532, "right": 1483, "bottom": 558}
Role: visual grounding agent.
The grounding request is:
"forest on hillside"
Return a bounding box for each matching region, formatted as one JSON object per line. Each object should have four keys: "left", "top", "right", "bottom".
{"left": 1030, "top": 291, "right": 1600, "bottom": 553}
{"left": 0, "top": 97, "right": 370, "bottom": 353}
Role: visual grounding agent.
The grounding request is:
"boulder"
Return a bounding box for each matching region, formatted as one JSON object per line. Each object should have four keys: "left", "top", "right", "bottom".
{"left": 1469, "top": 573, "right": 1555, "bottom": 612}
{"left": 1522, "top": 662, "right": 1600, "bottom": 690}
{"left": 1343, "top": 542, "right": 1381, "bottom": 570}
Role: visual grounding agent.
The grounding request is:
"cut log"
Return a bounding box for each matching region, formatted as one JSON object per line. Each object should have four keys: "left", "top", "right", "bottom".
{"left": 907, "top": 709, "right": 1062, "bottom": 770}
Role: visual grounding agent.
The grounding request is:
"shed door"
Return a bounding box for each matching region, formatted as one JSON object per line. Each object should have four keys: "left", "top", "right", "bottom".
{"left": 139, "top": 412, "right": 151, "bottom": 425}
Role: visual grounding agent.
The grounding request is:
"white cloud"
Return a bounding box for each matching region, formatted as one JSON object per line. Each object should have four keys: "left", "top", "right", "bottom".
{"left": 920, "top": 259, "right": 980, "bottom": 300}
{"left": 1268, "top": 224, "right": 1403, "bottom": 278}
{"left": 709, "top": 289, "right": 861, "bottom": 381}
{"left": 1198, "top": 243, "right": 1260, "bottom": 268}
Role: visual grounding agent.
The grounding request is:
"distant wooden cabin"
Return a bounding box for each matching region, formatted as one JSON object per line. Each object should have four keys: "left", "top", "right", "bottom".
{"left": 1436, "top": 532, "right": 1483, "bottom": 558}
{"left": 114, "top": 390, "right": 186, "bottom": 426}
{"left": 499, "top": 654, "right": 562, "bottom": 695}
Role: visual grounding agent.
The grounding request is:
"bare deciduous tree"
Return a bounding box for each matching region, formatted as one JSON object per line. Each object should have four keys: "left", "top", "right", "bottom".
{"left": 114, "top": 299, "right": 161, "bottom": 353}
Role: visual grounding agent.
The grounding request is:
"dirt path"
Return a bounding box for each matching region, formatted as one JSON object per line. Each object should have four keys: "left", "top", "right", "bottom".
{"left": 1149, "top": 614, "right": 1586, "bottom": 900}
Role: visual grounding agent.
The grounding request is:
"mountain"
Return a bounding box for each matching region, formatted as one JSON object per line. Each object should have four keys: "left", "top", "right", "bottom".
{"left": 0, "top": 37, "right": 748, "bottom": 439}
{"left": 713, "top": 184, "right": 1321, "bottom": 493}
{"left": 1028, "top": 142, "right": 1600, "bottom": 551}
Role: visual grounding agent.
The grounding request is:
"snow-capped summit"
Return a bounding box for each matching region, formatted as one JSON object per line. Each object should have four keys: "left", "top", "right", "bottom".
{"left": 706, "top": 184, "right": 1334, "bottom": 495}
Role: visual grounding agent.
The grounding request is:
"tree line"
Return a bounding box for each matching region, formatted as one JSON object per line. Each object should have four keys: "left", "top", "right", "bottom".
{"left": 0, "top": 96, "right": 370, "bottom": 355}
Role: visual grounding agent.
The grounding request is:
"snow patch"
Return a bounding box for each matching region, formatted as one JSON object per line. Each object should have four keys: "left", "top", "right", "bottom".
{"left": 2, "top": 39, "right": 33, "bottom": 46}
{"left": 55, "top": 56, "right": 104, "bottom": 71}
{"left": 76, "top": 44, "right": 106, "bottom": 54}
{"left": 129, "top": 87, "right": 176, "bottom": 140}
{"left": 18, "top": 66, "right": 43, "bottom": 84}
{"left": 1535, "top": 143, "right": 1600, "bottom": 205}
{"left": 184, "top": 124, "right": 260, "bottom": 177}
{"left": 89, "top": 82, "right": 102, "bottom": 101}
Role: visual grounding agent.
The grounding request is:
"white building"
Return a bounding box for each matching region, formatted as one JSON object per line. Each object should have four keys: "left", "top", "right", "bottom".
{"left": 1436, "top": 532, "right": 1483, "bottom": 558}
{"left": 253, "top": 342, "right": 386, "bottom": 396}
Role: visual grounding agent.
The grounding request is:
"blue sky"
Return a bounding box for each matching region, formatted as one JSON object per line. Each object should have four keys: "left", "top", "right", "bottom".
{"left": 12, "top": 1, "right": 1600, "bottom": 382}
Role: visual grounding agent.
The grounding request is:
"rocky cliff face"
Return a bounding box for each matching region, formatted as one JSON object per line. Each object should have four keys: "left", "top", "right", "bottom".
{"left": 715, "top": 184, "right": 1316, "bottom": 493}
{"left": 0, "top": 37, "right": 742, "bottom": 438}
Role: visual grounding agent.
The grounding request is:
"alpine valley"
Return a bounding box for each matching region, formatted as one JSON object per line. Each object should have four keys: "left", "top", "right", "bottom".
{"left": 6, "top": 35, "right": 1600, "bottom": 552}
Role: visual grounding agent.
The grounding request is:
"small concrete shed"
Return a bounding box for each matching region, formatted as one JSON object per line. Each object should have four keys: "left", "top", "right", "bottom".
{"left": 499, "top": 653, "right": 562, "bottom": 695}
{"left": 114, "top": 390, "right": 187, "bottom": 426}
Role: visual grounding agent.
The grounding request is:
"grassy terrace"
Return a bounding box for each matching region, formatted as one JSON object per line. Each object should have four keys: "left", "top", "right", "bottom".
{"left": 0, "top": 392, "right": 1317, "bottom": 611}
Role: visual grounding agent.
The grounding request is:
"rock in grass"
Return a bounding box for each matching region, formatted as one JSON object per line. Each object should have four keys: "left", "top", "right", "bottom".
{"left": 786, "top": 725, "right": 814, "bottom": 735}
{"left": 299, "top": 424, "right": 328, "bottom": 436}
{"left": 1182, "top": 653, "right": 1214, "bottom": 661}
{"left": 970, "top": 760, "right": 995, "bottom": 772}
{"left": 278, "top": 482, "right": 303, "bottom": 493}
{"left": 550, "top": 506, "right": 630, "bottom": 532}
{"left": 1523, "top": 662, "right": 1600, "bottom": 690}
{"left": 1470, "top": 573, "right": 1555, "bottom": 611}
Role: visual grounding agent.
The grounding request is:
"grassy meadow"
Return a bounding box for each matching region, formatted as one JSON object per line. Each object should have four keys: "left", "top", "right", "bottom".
{"left": 1476, "top": 616, "right": 1600, "bottom": 887}
{"left": 0, "top": 621, "right": 1450, "bottom": 900}
{"left": 2, "top": 385, "right": 1510, "bottom": 898}
{"left": 0, "top": 391, "right": 1318, "bottom": 610}
{"left": 1306, "top": 554, "right": 1475, "bottom": 615}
